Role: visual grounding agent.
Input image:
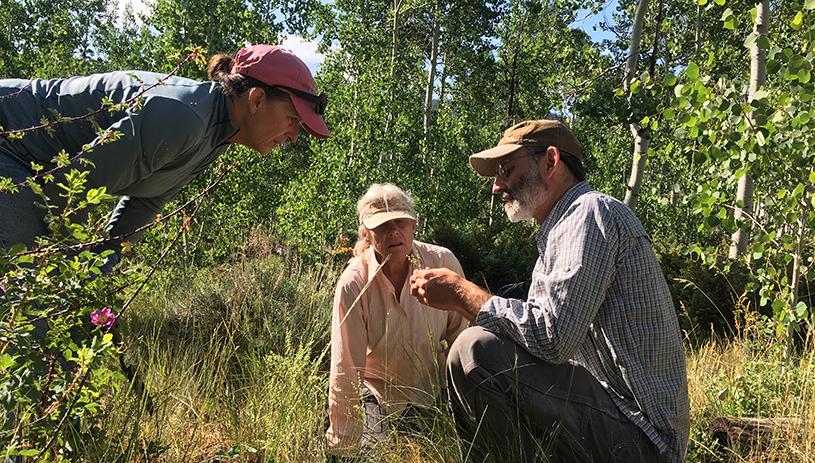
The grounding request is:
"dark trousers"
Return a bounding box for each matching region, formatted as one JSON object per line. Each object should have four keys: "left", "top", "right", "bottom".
{"left": 447, "top": 327, "right": 662, "bottom": 463}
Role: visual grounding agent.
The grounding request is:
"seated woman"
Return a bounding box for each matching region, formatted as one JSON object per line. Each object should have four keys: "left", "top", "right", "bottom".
{"left": 325, "top": 183, "right": 469, "bottom": 457}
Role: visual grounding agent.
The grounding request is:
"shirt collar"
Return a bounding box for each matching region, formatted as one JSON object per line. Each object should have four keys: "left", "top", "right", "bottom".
{"left": 535, "top": 180, "right": 592, "bottom": 253}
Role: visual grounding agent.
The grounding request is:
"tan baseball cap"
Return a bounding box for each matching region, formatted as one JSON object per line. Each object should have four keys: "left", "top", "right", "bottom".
{"left": 358, "top": 196, "right": 417, "bottom": 229}
{"left": 469, "top": 120, "right": 582, "bottom": 177}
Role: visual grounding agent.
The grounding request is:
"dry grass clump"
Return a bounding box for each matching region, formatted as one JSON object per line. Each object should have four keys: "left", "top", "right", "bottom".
{"left": 686, "top": 313, "right": 815, "bottom": 462}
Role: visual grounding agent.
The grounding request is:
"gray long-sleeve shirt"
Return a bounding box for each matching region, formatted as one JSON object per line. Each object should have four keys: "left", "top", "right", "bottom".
{"left": 0, "top": 71, "right": 237, "bottom": 243}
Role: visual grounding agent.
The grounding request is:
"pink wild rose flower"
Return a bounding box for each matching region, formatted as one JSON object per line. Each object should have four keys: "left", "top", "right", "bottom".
{"left": 90, "top": 308, "right": 116, "bottom": 327}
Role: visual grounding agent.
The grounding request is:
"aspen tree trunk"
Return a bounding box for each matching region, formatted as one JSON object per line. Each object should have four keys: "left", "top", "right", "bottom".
{"left": 438, "top": 52, "right": 447, "bottom": 105}
{"left": 622, "top": 0, "right": 651, "bottom": 210}
{"left": 423, "top": 2, "right": 440, "bottom": 139}
{"left": 729, "top": 0, "right": 767, "bottom": 259}
{"left": 695, "top": 2, "right": 702, "bottom": 57}
{"left": 785, "top": 202, "right": 807, "bottom": 367}
{"left": 390, "top": 0, "right": 402, "bottom": 80}
{"left": 384, "top": 0, "right": 403, "bottom": 136}
{"left": 420, "top": 2, "right": 440, "bottom": 206}
{"left": 505, "top": 9, "right": 528, "bottom": 129}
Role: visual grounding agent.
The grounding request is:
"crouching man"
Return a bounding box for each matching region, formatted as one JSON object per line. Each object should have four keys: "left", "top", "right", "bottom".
{"left": 409, "top": 120, "right": 689, "bottom": 462}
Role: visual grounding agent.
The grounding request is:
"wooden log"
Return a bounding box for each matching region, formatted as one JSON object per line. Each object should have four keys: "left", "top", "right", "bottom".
{"left": 708, "top": 416, "right": 805, "bottom": 455}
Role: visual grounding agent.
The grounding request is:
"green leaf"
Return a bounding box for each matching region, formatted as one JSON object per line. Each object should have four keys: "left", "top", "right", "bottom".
{"left": 664, "top": 72, "right": 677, "bottom": 86}
{"left": 794, "top": 183, "right": 806, "bottom": 197}
{"left": 776, "top": 323, "right": 786, "bottom": 338}
{"left": 752, "top": 90, "right": 769, "bottom": 101}
{"left": 714, "top": 0, "right": 725, "bottom": 5}
{"left": 8, "top": 243, "right": 26, "bottom": 256}
{"left": 29, "top": 181, "right": 43, "bottom": 196}
{"left": 806, "top": 0, "right": 815, "bottom": 10}
{"left": 664, "top": 108, "right": 675, "bottom": 120}
{"left": 796, "top": 301, "right": 808, "bottom": 318}
{"left": 790, "top": 54, "right": 806, "bottom": 70}
{"left": 767, "top": 59, "right": 781, "bottom": 74}
{"left": 744, "top": 32, "right": 758, "bottom": 49}
{"left": 792, "top": 12, "right": 804, "bottom": 30}
{"left": 686, "top": 62, "right": 700, "bottom": 80}
{"left": 0, "top": 353, "right": 13, "bottom": 370}
{"left": 86, "top": 188, "right": 104, "bottom": 204}
{"left": 723, "top": 11, "right": 739, "bottom": 30}
{"left": 102, "top": 333, "right": 113, "bottom": 345}
{"left": 756, "top": 35, "right": 771, "bottom": 51}
{"left": 800, "top": 69, "right": 811, "bottom": 84}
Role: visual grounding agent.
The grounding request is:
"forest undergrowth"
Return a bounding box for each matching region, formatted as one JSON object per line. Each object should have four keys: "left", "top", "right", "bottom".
{"left": 71, "top": 232, "right": 815, "bottom": 463}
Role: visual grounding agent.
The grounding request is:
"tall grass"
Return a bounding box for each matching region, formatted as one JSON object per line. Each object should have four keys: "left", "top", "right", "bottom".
{"left": 84, "top": 238, "right": 342, "bottom": 463}
{"left": 72, "top": 238, "right": 815, "bottom": 463}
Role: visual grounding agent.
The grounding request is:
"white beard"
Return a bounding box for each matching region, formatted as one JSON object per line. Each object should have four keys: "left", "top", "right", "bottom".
{"left": 504, "top": 168, "right": 547, "bottom": 223}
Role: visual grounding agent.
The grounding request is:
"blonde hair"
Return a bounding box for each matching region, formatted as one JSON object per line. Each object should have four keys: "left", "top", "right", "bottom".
{"left": 352, "top": 184, "right": 416, "bottom": 257}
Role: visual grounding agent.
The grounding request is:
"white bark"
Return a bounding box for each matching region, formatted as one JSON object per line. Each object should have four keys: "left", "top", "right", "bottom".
{"left": 729, "top": 0, "right": 767, "bottom": 259}
{"left": 390, "top": 0, "right": 402, "bottom": 80}
{"left": 695, "top": 2, "right": 702, "bottom": 57}
{"left": 385, "top": 0, "right": 403, "bottom": 135}
{"left": 622, "top": 0, "right": 651, "bottom": 210}
{"left": 423, "top": 2, "right": 440, "bottom": 138}
{"left": 624, "top": 126, "right": 650, "bottom": 210}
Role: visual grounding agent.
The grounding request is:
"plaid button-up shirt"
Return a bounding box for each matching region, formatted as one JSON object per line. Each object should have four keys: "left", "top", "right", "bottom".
{"left": 477, "top": 181, "right": 690, "bottom": 463}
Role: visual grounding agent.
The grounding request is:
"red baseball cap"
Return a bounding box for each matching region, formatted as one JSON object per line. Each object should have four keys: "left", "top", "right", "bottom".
{"left": 233, "top": 45, "right": 331, "bottom": 139}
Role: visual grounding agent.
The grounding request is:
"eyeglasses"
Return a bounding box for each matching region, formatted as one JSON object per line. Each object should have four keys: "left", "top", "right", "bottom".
{"left": 272, "top": 85, "right": 328, "bottom": 115}
{"left": 496, "top": 153, "right": 533, "bottom": 178}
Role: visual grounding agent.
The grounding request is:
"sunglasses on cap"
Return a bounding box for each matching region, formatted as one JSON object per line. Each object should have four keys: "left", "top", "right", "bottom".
{"left": 271, "top": 85, "right": 328, "bottom": 115}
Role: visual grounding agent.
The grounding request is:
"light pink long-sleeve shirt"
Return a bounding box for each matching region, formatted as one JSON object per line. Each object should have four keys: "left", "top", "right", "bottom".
{"left": 325, "top": 240, "right": 469, "bottom": 456}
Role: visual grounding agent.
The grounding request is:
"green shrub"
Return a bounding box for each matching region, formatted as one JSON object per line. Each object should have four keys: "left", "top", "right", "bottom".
{"left": 652, "top": 232, "right": 761, "bottom": 341}
{"left": 424, "top": 217, "right": 538, "bottom": 295}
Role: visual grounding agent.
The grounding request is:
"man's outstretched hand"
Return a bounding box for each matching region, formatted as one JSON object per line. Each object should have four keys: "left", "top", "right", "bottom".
{"left": 409, "top": 267, "right": 491, "bottom": 323}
